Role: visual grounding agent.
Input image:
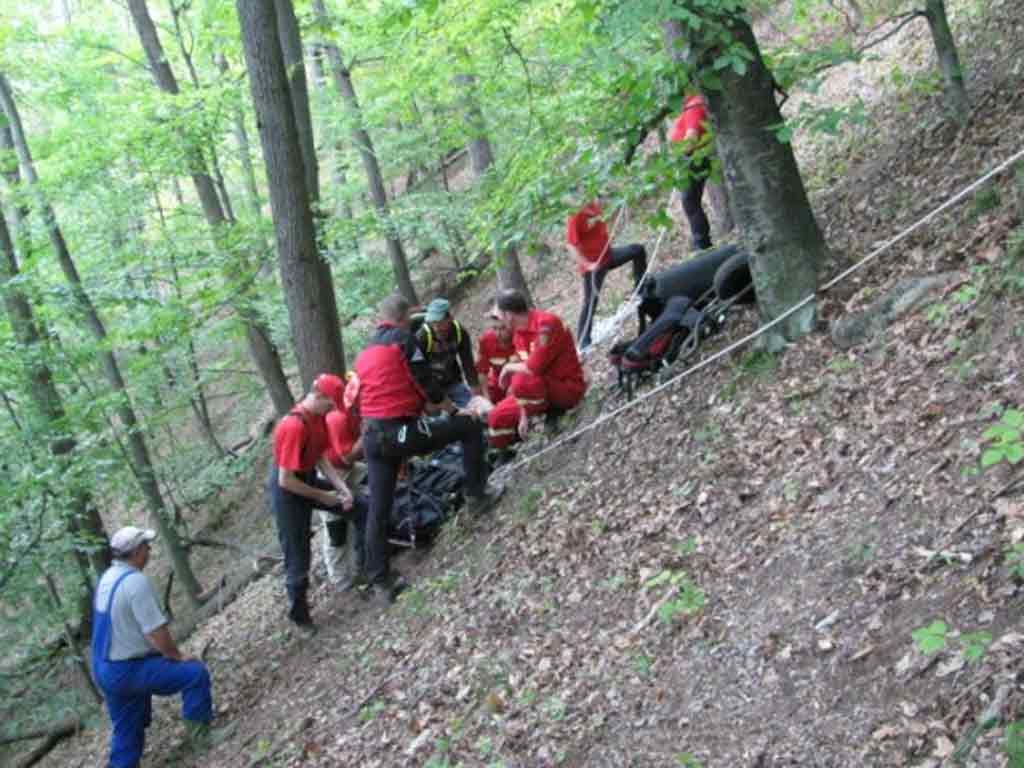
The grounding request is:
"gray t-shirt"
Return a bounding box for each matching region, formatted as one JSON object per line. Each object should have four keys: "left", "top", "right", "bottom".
{"left": 93, "top": 561, "right": 168, "bottom": 661}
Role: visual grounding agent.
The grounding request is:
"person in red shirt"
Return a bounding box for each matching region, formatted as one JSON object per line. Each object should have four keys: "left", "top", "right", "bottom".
{"left": 269, "top": 374, "right": 365, "bottom": 629}
{"left": 475, "top": 305, "right": 517, "bottom": 404}
{"left": 567, "top": 200, "right": 647, "bottom": 350}
{"left": 487, "top": 290, "right": 587, "bottom": 448}
{"left": 669, "top": 92, "right": 714, "bottom": 252}
{"left": 355, "top": 294, "right": 503, "bottom": 605}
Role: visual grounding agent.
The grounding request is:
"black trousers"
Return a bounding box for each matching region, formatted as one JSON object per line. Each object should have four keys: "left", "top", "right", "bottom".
{"left": 267, "top": 464, "right": 367, "bottom": 604}
{"left": 363, "top": 414, "right": 486, "bottom": 585}
{"left": 576, "top": 243, "right": 648, "bottom": 348}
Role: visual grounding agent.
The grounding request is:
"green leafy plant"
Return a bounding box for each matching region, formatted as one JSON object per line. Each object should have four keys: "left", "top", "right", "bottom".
{"left": 960, "top": 631, "right": 993, "bottom": 663}
{"left": 644, "top": 570, "right": 706, "bottom": 623}
{"left": 676, "top": 753, "right": 705, "bottom": 767}
{"left": 981, "top": 409, "right": 1024, "bottom": 468}
{"left": 911, "top": 620, "right": 948, "bottom": 655}
{"left": 1005, "top": 720, "right": 1024, "bottom": 767}
{"left": 1006, "top": 543, "right": 1024, "bottom": 581}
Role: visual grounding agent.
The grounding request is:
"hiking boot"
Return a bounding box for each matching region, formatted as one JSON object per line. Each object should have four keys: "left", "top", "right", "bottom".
{"left": 465, "top": 482, "right": 505, "bottom": 516}
{"left": 362, "top": 573, "right": 408, "bottom": 608}
{"left": 183, "top": 719, "right": 234, "bottom": 753}
{"left": 287, "top": 594, "right": 317, "bottom": 633}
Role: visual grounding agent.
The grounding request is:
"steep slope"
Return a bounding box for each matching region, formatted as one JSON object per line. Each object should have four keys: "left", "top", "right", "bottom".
{"left": 43, "top": 1, "right": 1024, "bottom": 767}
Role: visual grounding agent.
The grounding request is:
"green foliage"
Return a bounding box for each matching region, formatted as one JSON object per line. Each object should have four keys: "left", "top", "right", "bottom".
{"left": 960, "top": 631, "right": 993, "bottom": 663}
{"left": 911, "top": 620, "right": 948, "bottom": 655}
{"left": 1006, "top": 543, "right": 1024, "bottom": 582}
{"left": 644, "top": 569, "right": 706, "bottom": 624}
{"left": 980, "top": 409, "right": 1024, "bottom": 469}
{"left": 676, "top": 754, "right": 705, "bottom": 768}
{"left": 969, "top": 186, "right": 1002, "bottom": 220}
{"left": 1006, "top": 721, "right": 1024, "bottom": 767}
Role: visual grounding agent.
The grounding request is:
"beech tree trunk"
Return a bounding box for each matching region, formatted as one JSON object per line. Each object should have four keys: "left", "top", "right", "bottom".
{"left": 0, "top": 73, "right": 203, "bottom": 604}
{"left": 923, "top": 0, "right": 969, "bottom": 124}
{"left": 453, "top": 73, "right": 533, "bottom": 302}
{"left": 667, "top": 10, "right": 824, "bottom": 347}
{"left": 311, "top": 0, "right": 419, "bottom": 305}
{"left": 237, "top": 0, "right": 348, "bottom": 389}
{"left": 127, "top": 0, "right": 295, "bottom": 414}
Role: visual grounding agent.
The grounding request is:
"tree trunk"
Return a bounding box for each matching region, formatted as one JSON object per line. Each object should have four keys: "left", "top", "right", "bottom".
{"left": 452, "top": 73, "right": 533, "bottom": 302}
{"left": 236, "top": 0, "right": 348, "bottom": 389}
{"left": 311, "top": 0, "right": 418, "bottom": 304}
{"left": 127, "top": 0, "right": 295, "bottom": 415}
{"left": 667, "top": 11, "right": 824, "bottom": 347}
{"left": 0, "top": 72, "right": 203, "bottom": 605}
{"left": 274, "top": 0, "right": 319, "bottom": 202}
{"left": 923, "top": 0, "right": 969, "bottom": 124}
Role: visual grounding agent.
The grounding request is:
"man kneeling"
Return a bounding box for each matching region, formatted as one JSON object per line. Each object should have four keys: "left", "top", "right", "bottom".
{"left": 487, "top": 290, "right": 587, "bottom": 448}
{"left": 91, "top": 527, "right": 217, "bottom": 768}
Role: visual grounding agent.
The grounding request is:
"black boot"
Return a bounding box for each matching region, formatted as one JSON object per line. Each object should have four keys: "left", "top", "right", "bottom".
{"left": 287, "top": 590, "right": 316, "bottom": 632}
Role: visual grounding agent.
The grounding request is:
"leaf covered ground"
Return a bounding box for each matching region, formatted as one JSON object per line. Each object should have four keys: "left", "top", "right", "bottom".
{"left": 45, "top": 2, "right": 1024, "bottom": 766}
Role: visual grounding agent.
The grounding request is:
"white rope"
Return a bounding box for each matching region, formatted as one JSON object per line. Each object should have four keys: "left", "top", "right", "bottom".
{"left": 497, "top": 145, "right": 1024, "bottom": 480}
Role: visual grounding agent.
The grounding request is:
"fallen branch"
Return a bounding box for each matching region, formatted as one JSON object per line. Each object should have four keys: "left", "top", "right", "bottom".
{"left": 0, "top": 716, "right": 83, "bottom": 748}
{"left": 14, "top": 717, "right": 84, "bottom": 768}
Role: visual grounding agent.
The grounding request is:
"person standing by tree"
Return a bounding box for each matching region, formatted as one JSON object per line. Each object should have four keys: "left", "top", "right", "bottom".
{"left": 567, "top": 200, "right": 648, "bottom": 351}
{"left": 476, "top": 304, "right": 517, "bottom": 404}
{"left": 269, "top": 374, "right": 364, "bottom": 629}
{"left": 487, "top": 290, "right": 587, "bottom": 448}
{"left": 416, "top": 298, "right": 481, "bottom": 408}
{"left": 91, "top": 527, "right": 217, "bottom": 768}
{"left": 670, "top": 92, "right": 714, "bottom": 252}
{"left": 356, "top": 294, "right": 502, "bottom": 606}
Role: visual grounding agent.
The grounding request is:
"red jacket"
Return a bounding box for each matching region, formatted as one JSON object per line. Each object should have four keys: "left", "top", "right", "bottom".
{"left": 325, "top": 407, "right": 361, "bottom": 468}
{"left": 566, "top": 201, "right": 610, "bottom": 274}
{"left": 476, "top": 329, "right": 516, "bottom": 389}
{"left": 669, "top": 95, "right": 709, "bottom": 145}
{"left": 273, "top": 406, "right": 327, "bottom": 472}
{"left": 515, "top": 310, "right": 585, "bottom": 387}
{"left": 354, "top": 323, "right": 429, "bottom": 419}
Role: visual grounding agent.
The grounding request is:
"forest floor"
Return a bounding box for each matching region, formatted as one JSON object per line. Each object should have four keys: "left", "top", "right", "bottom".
{"left": 39, "top": 0, "right": 1024, "bottom": 766}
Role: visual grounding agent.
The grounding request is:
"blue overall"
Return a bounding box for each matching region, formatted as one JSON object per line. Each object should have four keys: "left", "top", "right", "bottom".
{"left": 91, "top": 569, "right": 212, "bottom": 768}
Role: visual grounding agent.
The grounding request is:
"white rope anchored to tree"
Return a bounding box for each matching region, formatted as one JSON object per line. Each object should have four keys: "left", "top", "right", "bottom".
{"left": 495, "top": 144, "right": 1024, "bottom": 481}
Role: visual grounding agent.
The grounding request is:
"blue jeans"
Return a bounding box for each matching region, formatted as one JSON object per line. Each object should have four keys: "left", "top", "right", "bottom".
{"left": 446, "top": 382, "right": 472, "bottom": 408}
{"left": 97, "top": 655, "right": 211, "bottom": 768}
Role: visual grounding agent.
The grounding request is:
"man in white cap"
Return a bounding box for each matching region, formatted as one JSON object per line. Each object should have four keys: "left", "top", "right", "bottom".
{"left": 91, "top": 526, "right": 215, "bottom": 768}
{"left": 415, "top": 297, "right": 480, "bottom": 408}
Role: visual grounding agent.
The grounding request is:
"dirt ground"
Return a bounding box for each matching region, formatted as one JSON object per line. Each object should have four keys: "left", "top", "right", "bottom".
{"left": 38, "top": 0, "right": 1024, "bottom": 766}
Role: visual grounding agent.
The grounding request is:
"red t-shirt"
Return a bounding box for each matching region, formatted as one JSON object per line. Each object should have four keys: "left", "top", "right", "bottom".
{"left": 325, "top": 407, "right": 361, "bottom": 468}
{"left": 273, "top": 406, "right": 328, "bottom": 472}
{"left": 566, "top": 201, "right": 610, "bottom": 274}
{"left": 476, "top": 329, "right": 517, "bottom": 387}
{"left": 514, "top": 310, "right": 585, "bottom": 387}
{"left": 354, "top": 339, "right": 426, "bottom": 419}
{"left": 669, "top": 95, "right": 709, "bottom": 144}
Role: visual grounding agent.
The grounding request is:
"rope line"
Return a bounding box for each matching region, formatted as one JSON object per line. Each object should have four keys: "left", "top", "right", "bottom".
{"left": 495, "top": 145, "right": 1024, "bottom": 480}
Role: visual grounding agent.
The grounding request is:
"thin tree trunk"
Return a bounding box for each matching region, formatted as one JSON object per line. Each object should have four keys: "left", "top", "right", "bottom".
{"left": 923, "top": 0, "right": 969, "bottom": 124}
{"left": 453, "top": 72, "right": 532, "bottom": 301}
{"left": 218, "top": 54, "right": 264, "bottom": 218}
{"left": 665, "top": 11, "right": 824, "bottom": 347}
{"left": 311, "top": 0, "right": 418, "bottom": 304}
{"left": 0, "top": 72, "right": 203, "bottom": 604}
{"left": 236, "top": 0, "right": 348, "bottom": 389}
{"left": 127, "top": 0, "right": 295, "bottom": 415}
{"left": 308, "top": 46, "right": 360, "bottom": 252}
{"left": 42, "top": 568, "right": 102, "bottom": 704}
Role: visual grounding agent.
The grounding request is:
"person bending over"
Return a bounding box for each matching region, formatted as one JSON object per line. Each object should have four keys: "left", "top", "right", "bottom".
{"left": 567, "top": 199, "right": 648, "bottom": 351}
{"left": 269, "top": 374, "right": 366, "bottom": 629}
{"left": 355, "top": 293, "right": 503, "bottom": 606}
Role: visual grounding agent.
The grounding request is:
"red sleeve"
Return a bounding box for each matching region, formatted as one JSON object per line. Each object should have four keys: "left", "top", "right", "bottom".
{"left": 566, "top": 211, "right": 584, "bottom": 247}
{"left": 525, "top": 316, "right": 565, "bottom": 375}
{"left": 681, "top": 101, "right": 708, "bottom": 138}
{"left": 669, "top": 112, "right": 687, "bottom": 142}
{"left": 273, "top": 416, "right": 306, "bottom": 471}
